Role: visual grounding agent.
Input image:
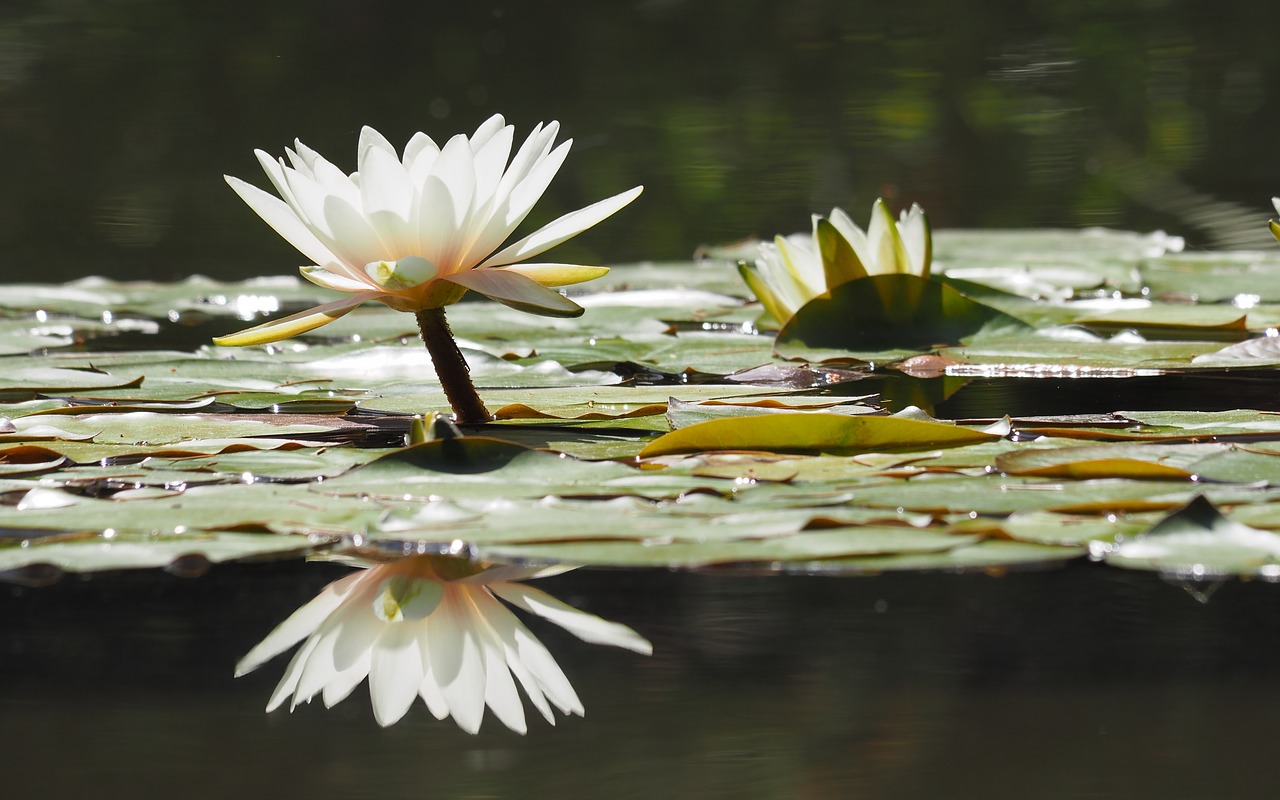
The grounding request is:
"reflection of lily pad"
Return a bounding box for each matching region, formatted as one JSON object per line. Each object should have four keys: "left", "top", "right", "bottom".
{"left": 776, "top": 274, "right": 1029, "bottom": 358}
{"left": 1105, "top": 495, "right": 1280, "bottom": 578}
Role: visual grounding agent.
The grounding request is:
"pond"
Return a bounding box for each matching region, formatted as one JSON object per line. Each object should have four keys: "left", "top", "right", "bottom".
{"left": 3, "top": 2, "right": 1280, "bottom": 798}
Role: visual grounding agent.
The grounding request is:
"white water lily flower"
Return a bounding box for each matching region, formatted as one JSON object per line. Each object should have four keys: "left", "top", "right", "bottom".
{"left": 215, "top": 115, "right": 642, "bottom": 346}
{"left": 236, "top": 555, "right": 652, "bottom": 733}
{"left": 739, "top": 198, "right": 931, "bottom": 324}
{"left": 1271, "top": 196, "right": 1279, "bottom": 242}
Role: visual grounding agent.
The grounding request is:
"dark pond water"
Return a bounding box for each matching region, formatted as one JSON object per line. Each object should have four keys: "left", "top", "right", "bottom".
{"left": 6, "top": 562, "right": 1280, "bottom": 799}
{"left": 2, "top": 0, "right": 1279, "bottom": 285}
{"left": 4, "top": 1, "right": 1280, "bottom": 797}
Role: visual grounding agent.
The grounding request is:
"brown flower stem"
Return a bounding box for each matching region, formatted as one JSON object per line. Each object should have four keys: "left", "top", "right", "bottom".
{"left": 414, "top": 307, "right": 491, "bottom": 424}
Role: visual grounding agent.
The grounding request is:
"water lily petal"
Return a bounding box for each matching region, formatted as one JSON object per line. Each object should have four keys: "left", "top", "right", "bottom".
{"left": 292, "top": 574, "right": 383, "bottom": 703}
{"left": 469, "top": 114, "right": 507, "bottom": 152}
{"left": 488, "top": 263, "right": 609, "bottom": 287}
{"left": 468, "top": 596, "right": 528, "bottom": 734}
{"left": 499, "top": 139, "right": 573, "bottom": 229}
{"left": 369, "top": 624, "right": 426, "bottom": 726}
{"left": 300, "top": 266, "right": 376, "bottom": 293}
{"left": 494, "top": 122, "right": 558, "bottom": 203}
{"left": 419, "top": 662, "right": 451, "bottom": 721}
{"left": 403, "top": 131, "right": 440, "bottom": 175}
{"left": 444, "top": 268, "right": 584, "bottom": 317}
{"left": 285, "top": 142, "right": 317, "bottom": 177}
{"left": 460, "top": 139, "right": 571, "bottom": 267}
{"left": 866, "top": 198, "right": 911, "bottom": 275}
{"left": 291, "top": 624, "right": 342, "bottom": 707}
{"left": 360, "top": 145, "right": 415, "bottom": 251}
{"left": 212, "top": 292, "right": 379, "bottom": 346}
{"left": 428, "top": 590, "right": 487, "bottom": 734}
{"left": 265, "top": 635, "right": 320, "bottom": 712}
{"left": 256, "top": 151, "right": 308, "bottom": 214}
{"left": 817, "top": 218, "right": 868, "bottom": 288}
{"left": 463, "top": 587, "right": 556, "bottom": 725}
{"left": 365, "top": 256, "right": 438, "bottom": 291}
{"left": 322, "top": 647, "right": 372, "bottom": 708}
{"left": 457, "top": 564, "right": 575, "bottom": 584}
{"left": 775, "top": 231, "right": 822, "bottom": 297}
{"left": 508, "top": 614, "right": 582, "bottom": 716}
{"left": 472, "top": 123, "right": 514, "bottom": 203}
{"left": 414, "top": 175, "right": 457, "bottom": 268}
{"left": 755, "top": 235, "right": 813, "bottom": 314}
{"left": 432, "top": 133, "right": 477, "bottom": 230}
{"left": 738, "top": 262, "right": 796, "bottom": 323}
{"left": 235, "top": 569, "right": 365, "bottom": 676}
{"left": 323, "top": 193, "right": 393, "bottom": 264}
{"left": 492, "top": 582, "right": 653, "bottom": 654}
{"left": 225, "top": 176, "right": 339, "bottom": 269}
{"left": 898, "top": 203, "right": 932, "bottom": 278}
{"left": 358, "top": 125, "right": 397, "bottom": 162}
{"left": 281, "top": 167, "right": 369, "bottom": 267}
{"left": 480, "top": 185, "right": 643, "bottom": 268}
{"left": 828, "top": 206, "right": 871, "bottom": 267}
{"left": 306, "top": 152, "right": 363, "bottom": 210}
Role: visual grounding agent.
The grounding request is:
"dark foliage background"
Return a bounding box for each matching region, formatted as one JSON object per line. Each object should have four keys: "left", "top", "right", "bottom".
{"left": 1, "top": 0, "right": 1277, "bottom": 283}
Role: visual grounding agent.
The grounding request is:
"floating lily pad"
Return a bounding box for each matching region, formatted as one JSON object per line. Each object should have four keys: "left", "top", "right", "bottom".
{"left": 0, "top": 529, "right": 316, "bottom": 579}
{"left": 775, "top": 274, "right": 1030, "bottom": 359}
{"left": 5, "top": 239, "right": 1280, "bottom": 578}
{"left": 640, "top": 413, "right": 1001, "bottom": 458}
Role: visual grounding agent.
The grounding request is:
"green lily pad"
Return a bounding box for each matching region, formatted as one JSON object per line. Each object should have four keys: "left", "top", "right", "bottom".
{"left": 775, "top": 274, "right": 1030, "bottom": 359}
{"left": 477, "top": 527, "right": 982, "bottom": 568}
{"left": 0, "top": 529, "right": 316, "bottom": 578}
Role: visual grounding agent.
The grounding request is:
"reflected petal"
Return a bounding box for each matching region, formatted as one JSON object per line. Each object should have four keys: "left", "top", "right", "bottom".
{"left": 429, "top": 589, "right": 488, "bottom": 733}
{"left": 492, "top": 582, "right": 653, "bottom": 654}
{"left": 236, "top": 555, "right": 648, "bottom": 734}
{"left": 369, "top": 624, "right": 426, "bottom": 726}
{"left": 235, "top": 569, "right": 364, "bottom": 676}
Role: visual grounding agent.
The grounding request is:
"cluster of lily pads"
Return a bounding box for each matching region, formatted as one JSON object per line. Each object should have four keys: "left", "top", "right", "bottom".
{"left": 5, "top": 119, "right": 1280, "bottom": 731}
{"left": 3, "top": 214, "right": 1280, "bottom": 580}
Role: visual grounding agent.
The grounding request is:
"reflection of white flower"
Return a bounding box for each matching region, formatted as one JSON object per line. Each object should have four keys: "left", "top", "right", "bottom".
{"left": 739, "top": 199, "right": 931, "bottom": 324}
{"left": 215, "top": 115, "right": 642, "bottom": 346}
{"left": 236, "top": 555, "right": 652, "bottom": 733}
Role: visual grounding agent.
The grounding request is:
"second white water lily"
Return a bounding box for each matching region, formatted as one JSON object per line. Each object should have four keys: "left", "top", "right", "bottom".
{"left": 739, "top": 199, "right": 931, "bottom": 325}
{"left": 236, "top": 555, "right": 652, "bottom": 733}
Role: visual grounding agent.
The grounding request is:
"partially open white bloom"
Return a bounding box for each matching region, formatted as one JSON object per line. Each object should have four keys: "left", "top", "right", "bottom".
{"left": 739, "top": 199, "right": 931, "bottom": 324}
{"left": 236, "top": 555, "right": 652, "bottom": 733}
{"left": 216, "top": 115, "right": 642, "bottom": 346}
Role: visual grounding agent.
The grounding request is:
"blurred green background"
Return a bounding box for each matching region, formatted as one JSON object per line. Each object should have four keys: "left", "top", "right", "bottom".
{"left": 1, "top": 0, "right": 1277, "bottom": 283}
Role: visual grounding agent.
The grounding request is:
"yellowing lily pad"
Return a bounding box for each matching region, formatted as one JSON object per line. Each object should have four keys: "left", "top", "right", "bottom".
{"left": 640, "top": 414, "right": 1002, "bottom": 457}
